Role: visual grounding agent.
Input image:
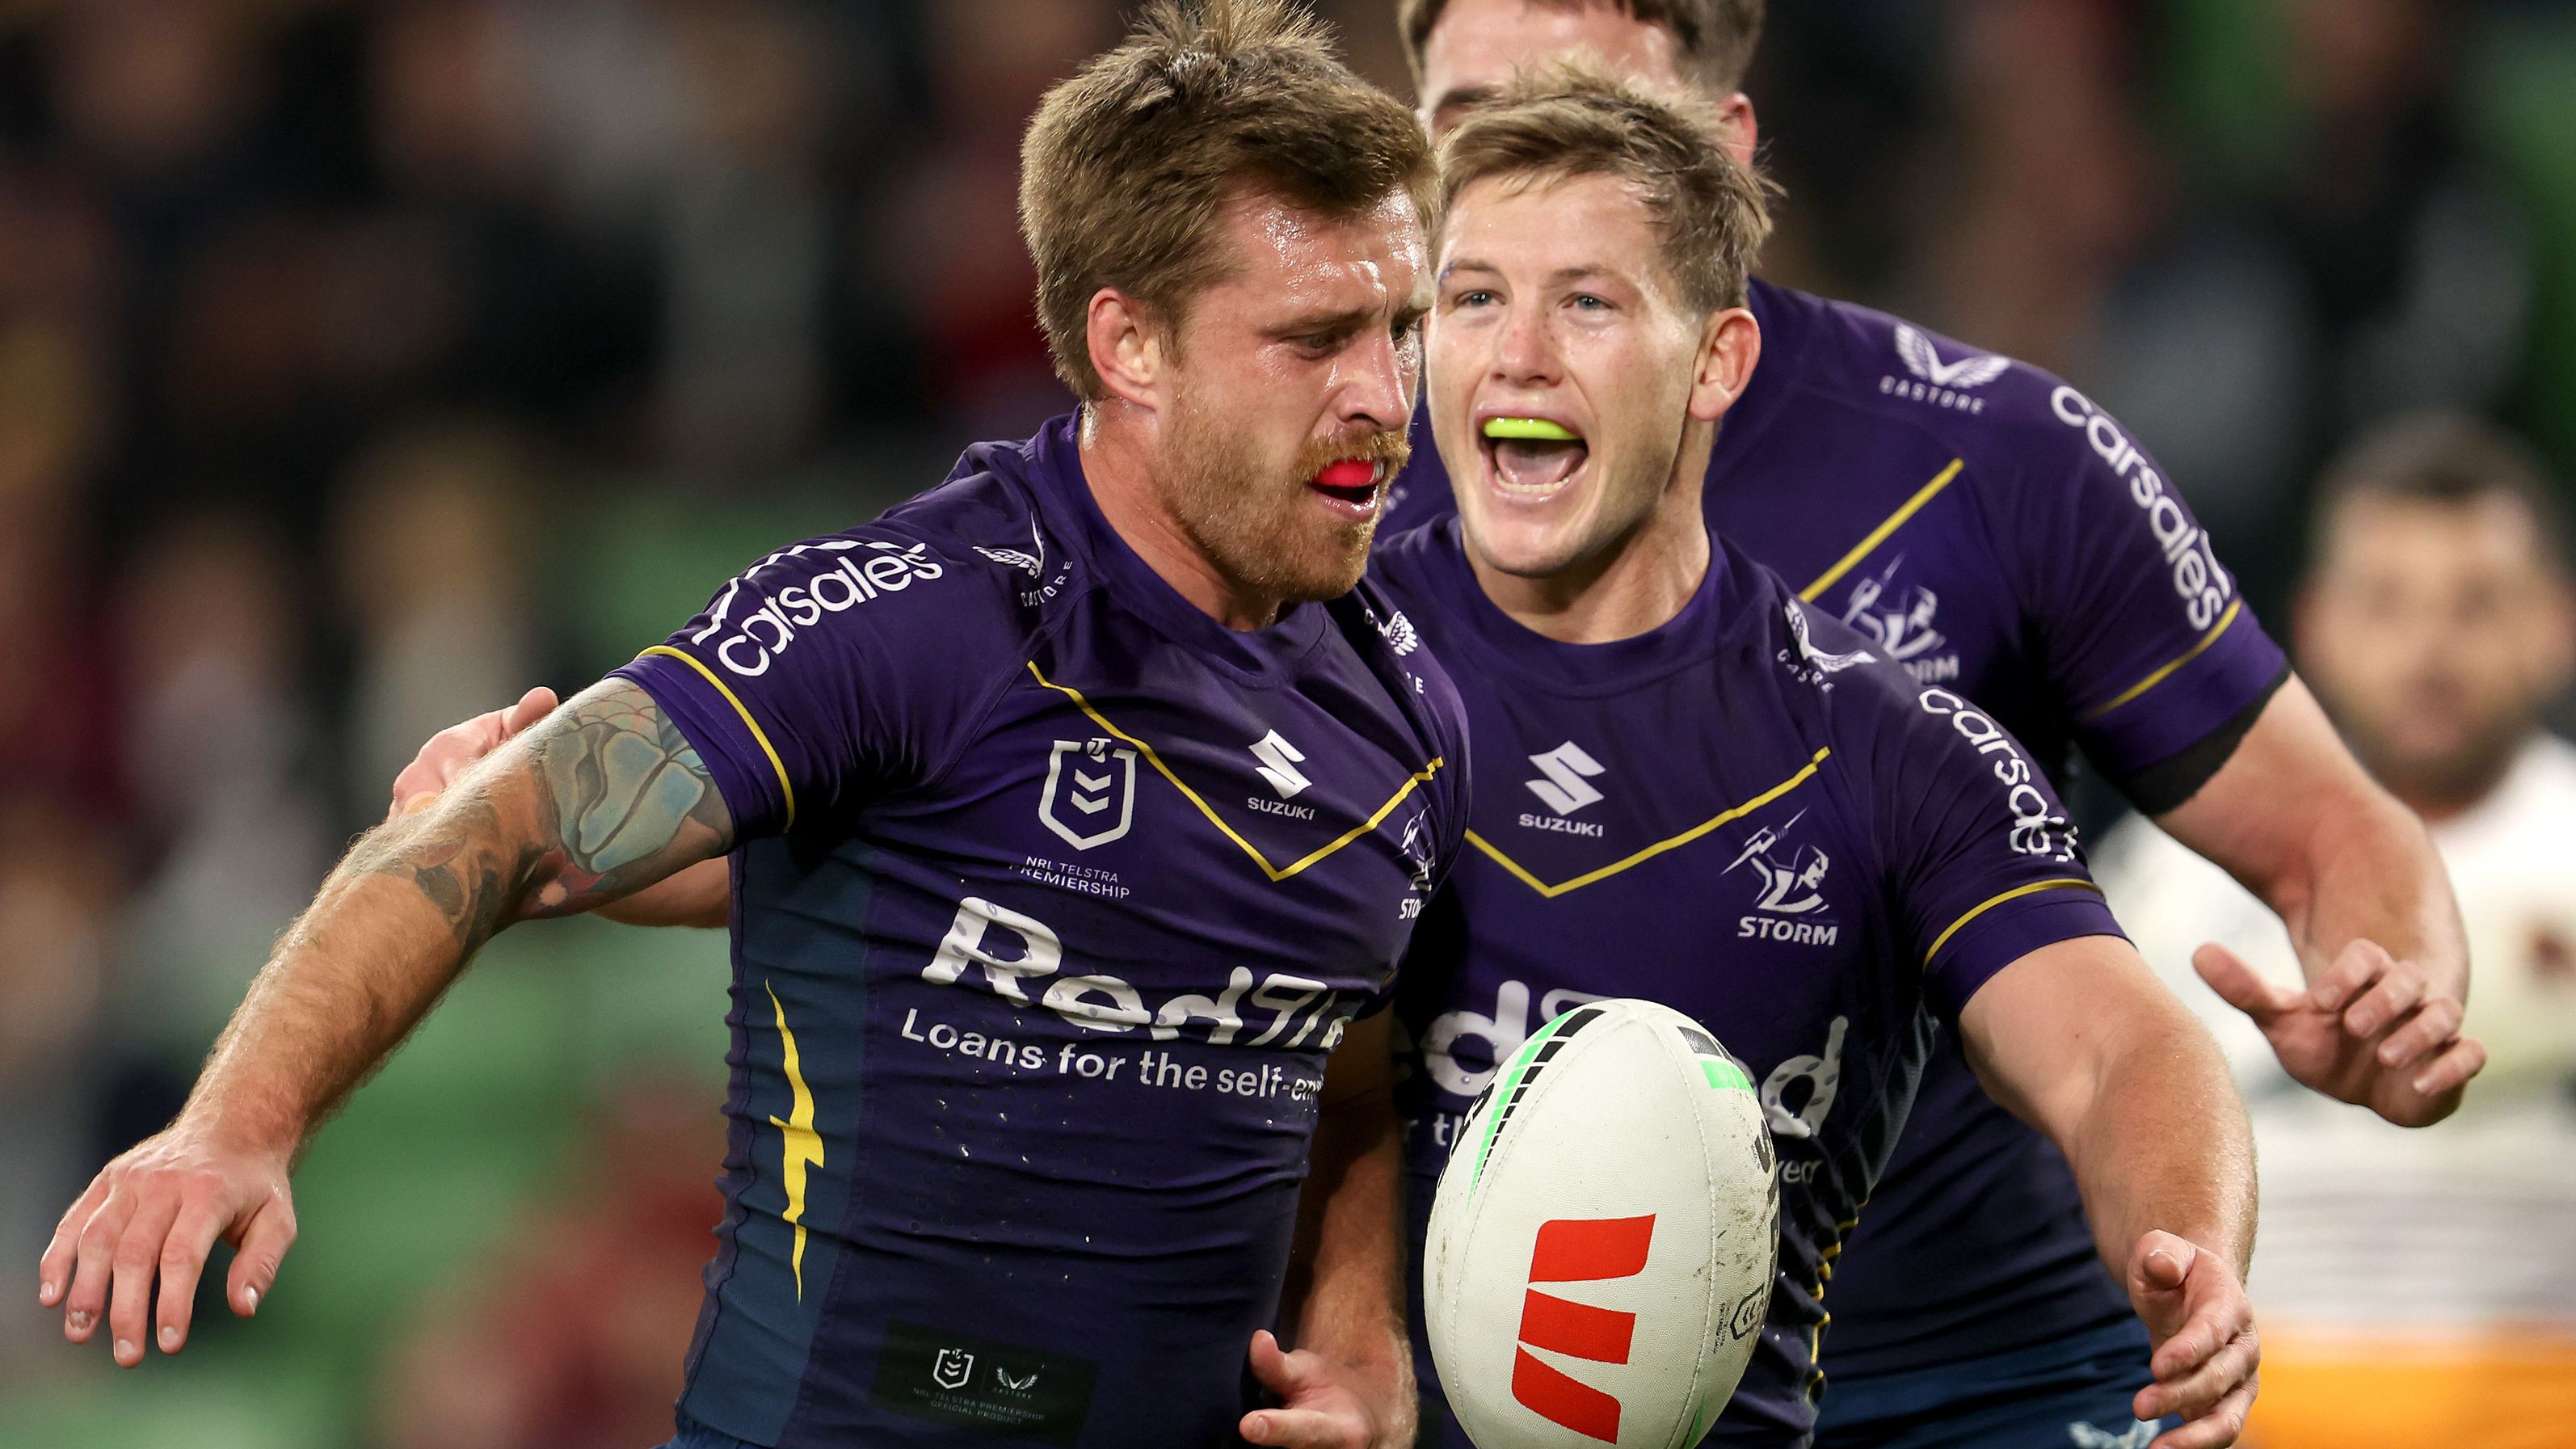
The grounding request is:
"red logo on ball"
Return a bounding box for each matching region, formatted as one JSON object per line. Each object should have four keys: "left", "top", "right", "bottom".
{"left": 1511, "top": 1214, "right": 1654, "bottom": 1443}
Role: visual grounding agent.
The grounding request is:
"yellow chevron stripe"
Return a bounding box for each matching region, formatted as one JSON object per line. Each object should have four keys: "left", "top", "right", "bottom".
{"left": 1024, "top": 662, "right": 1442, "bottom": 884}
{"left": 1467, "top": 748, "right": 1830, "bottom": 898}
{"left": 1799, "top": 459, "right": 1966, "bottom": 602}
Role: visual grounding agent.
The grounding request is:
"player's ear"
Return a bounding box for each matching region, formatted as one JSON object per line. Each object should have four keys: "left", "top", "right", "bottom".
{"left": 1687, "top": 306, "right": 1762, "bottom": 423}
{"left": 1717, "top": 94, "right": 1758, "bottom": 172}
{"left": 1086, "top": 289, "right": 1168, "bottom": 411}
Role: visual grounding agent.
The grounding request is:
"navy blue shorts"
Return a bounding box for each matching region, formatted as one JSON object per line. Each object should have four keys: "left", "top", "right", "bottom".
{"left": 1812, "top": 1319, "right": 2177, "bottom": 1449}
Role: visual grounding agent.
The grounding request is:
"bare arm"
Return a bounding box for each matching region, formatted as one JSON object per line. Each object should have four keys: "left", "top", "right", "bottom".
{"left": 39, "top": 679, "right": 732, "bottom": 1367}
{"left": 2154, "top": 676, "right": 2483, "bottom": 1123}
{"left": 389, "top": 686, "right": 732, "bottom": 929}
{"left": 1959, "top": 935, "right": 2258, "bottom": 1449}
{"left": 1244, "top": 1009, "right": 1415, "bottom": 1449}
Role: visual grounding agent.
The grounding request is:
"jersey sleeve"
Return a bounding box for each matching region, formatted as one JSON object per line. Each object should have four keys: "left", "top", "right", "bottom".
{"left": 609, "top": 528, "right": 1017, "bottom": 840}
{"left": 2002, "top": 383, "right": 2290, "bottom": 811}
{"left": 1843, "top": 657, "right": 2129, "bottom": 1021}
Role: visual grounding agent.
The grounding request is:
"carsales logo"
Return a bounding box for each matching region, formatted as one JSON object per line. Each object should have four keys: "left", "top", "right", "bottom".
{"left": 692, "top": 537, "right": 945, "bottom": 676}
{"left": 2049, "top": 387, "right": 2235, "bottom": 633}
{"left": 1512, "top": 1215, "right": 1653, "bottom": 1443}
{"left": 1917, "top": 689, "right": 2077, "bottom": 861}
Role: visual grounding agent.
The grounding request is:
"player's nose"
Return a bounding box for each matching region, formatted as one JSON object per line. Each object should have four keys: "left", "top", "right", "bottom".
{"left": 1337, "top": 328, "right": 1412, "bottom": 433}
{"left": 1493, "top": 304, "right": 1559, "bottom": 386}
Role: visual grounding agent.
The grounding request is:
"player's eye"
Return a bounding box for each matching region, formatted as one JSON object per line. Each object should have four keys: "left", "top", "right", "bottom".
{"left": 1457, "top": 289, "right": 1497, "bottom": 309}
{"left": 1571, "top": 293, "right": 1611, "bottom": 312}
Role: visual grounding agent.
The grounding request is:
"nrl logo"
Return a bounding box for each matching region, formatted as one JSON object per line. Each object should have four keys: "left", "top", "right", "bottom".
{"left": 931, "top": 1348, "right": 974, "bottom": 1392}
{"left": 1038, "top": 736, "right": 1137, "bottom": 850}
{"left": 1894, "top": 323, "right": 2010, "bottom": 390}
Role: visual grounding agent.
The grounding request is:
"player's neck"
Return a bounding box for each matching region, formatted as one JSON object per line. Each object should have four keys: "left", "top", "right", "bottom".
{"left": 1078, "top": 406, "right": 1290, "bottom": 632}
{"left": 1472, "top": 441, "right": 1713, "bottom": 646}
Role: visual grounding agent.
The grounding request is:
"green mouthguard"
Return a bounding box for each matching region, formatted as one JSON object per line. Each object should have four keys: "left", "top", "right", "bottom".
{"left": 1482, "top": 417, "right": 1581, "bottom": 442}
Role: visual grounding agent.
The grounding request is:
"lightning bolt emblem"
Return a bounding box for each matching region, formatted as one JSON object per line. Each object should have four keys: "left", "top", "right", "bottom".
{"left": 1723, "top": 809, "right": 1805, "bottom": 875}
{"left": 765, "top": 981, "right": 824, "bottom": 1299}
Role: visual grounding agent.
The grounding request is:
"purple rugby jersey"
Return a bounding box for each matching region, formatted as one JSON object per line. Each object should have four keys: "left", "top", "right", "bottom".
{"left": 1372, "top": 521, "right": 2127, "bottom": 1445}
{"left": 1383, "top": 277, "right": 2289, "bottom": 1390}
{"left": 610, "top": 413, "right": 1469, "bottom": 1449}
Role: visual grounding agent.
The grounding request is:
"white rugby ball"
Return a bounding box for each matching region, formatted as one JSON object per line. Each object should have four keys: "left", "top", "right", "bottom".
{"left": 1423, "top": 999, "right": 1778, "bottom": 1449}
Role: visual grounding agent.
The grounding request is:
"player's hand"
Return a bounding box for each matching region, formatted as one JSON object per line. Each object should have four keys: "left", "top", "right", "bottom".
{"left": 36, "top": 1120, "right": 296, "bottom": 1367}
{"left": 2195, "top": 939, "right": 2484, "bottom": 1127}
{"left": 2126, "top": 1230, "right": 2257, "bottom": 1448}
{"left": 1240, "top": 1328, "right": 1414, "bottom": 1449}
{"left": 387, "top": 685, "right": 558, "bottom": 819}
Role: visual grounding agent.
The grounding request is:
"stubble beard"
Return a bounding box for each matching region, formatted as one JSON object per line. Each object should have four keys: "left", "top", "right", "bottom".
{"left": 1159, "top": 385, "right": 1408, "bottom": 611}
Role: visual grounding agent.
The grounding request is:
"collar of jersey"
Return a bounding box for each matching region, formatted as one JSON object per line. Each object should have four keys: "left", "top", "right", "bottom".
{"left": 1418, "top": 515, "right": 1740, "bottom": 697}
{"left": 1027, "top": 411, "right": 1328, "bottom": 686}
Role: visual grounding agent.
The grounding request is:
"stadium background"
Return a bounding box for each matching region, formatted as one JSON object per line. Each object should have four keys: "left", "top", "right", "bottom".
{"left": 0, "top": 1, "right": 2570, "bottom": 1445}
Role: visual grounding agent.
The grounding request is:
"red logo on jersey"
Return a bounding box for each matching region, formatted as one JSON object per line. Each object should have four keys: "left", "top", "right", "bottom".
{"left": 1511, "top": 1215, "right": 1654, "bottom": 1443}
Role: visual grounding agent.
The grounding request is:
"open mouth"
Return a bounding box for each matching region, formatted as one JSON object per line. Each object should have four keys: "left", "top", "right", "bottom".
{"left": 1480, "top": 416, "right": 1589, "bottom": 501}
{"left": 1307, "top": 457, "right": 1387, "bottom": 512}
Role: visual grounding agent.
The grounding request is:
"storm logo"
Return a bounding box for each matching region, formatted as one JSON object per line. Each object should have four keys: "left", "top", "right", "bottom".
{"left": 1724, "top": 811, "right": 1829, "bottom": 915}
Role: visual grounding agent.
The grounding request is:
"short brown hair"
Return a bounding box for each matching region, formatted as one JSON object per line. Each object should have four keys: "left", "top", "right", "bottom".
{"left": 1437, "top": 65, "right": 1772, "bottom": 314}
{"left": 2315, "top": 412, "right": 2571, "bottom": 575}
{"left": 1020, "top": 0, "right": 1435, "bottom": 400}
{"left": 1399, "top": 0, "right": 1765, "bottom": 96}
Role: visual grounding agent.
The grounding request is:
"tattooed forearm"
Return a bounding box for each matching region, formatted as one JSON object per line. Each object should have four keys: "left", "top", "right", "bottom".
{"left": 532, "top": 686, "right": 734, "bottom": 904}
{"left": 373, "top": 792, "right": 529, "bottom": 950}
{"left": 180, "top": 679, "right": 735, "bottom": 1156}
{"left": 347, "top": 680, "right": 734, "bottom": 950}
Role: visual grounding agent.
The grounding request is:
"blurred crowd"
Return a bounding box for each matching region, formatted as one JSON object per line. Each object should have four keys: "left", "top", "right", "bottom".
{"left": 0, "top": 1, "right": 2571, "bottom": 1446}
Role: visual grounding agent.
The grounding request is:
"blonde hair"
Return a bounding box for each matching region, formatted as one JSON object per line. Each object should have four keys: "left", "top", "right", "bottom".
{"left": 1437, "top": 64, "right": 1774, "bottom": 314}
{"left": 1020, "top": 0, "right": 1436, "bottom": 399}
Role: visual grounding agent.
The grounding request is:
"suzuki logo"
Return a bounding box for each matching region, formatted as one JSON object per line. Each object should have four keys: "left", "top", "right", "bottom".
{"left": 931, "top": 1348, "right": 974, "bottom": 1392}
{"left": 1525, "top": 741, "right": 1606, "bottom": 815}
{"left": 1249, "top": 730, "right": 1311, "bottom": 799}
{"left": 1896, "top": 322, "right": 2010, "bottom": 390}
{"left": 1512, "top": 1215, "right": 1654, "bottom": 1443}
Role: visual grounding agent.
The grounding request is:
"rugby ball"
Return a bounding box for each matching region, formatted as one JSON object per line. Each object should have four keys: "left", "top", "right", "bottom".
{"left": 1423, "top": 1000, "right": 1778, "bottom": 1448}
